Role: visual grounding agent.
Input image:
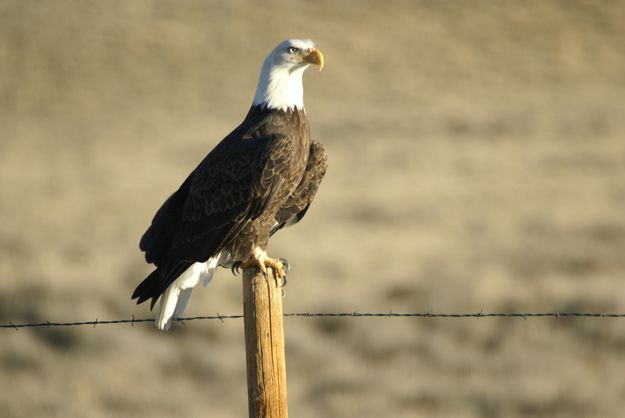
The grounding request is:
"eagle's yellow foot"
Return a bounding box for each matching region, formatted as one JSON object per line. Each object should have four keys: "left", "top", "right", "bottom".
{"left": 231, "top": 249, "right": 289, "bottom": 287}
{"left": 264, "top": 257, "right": 287, "bottom": 281}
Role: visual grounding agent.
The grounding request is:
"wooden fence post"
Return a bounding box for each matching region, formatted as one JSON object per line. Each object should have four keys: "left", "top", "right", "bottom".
{"left": 242, "top": 267, "right": 288, "bottom": 418}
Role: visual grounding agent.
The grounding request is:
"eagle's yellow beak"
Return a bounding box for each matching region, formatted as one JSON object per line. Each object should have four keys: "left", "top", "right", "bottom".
{"left": 303, "top": 48, "right": 324, "bottom": 71}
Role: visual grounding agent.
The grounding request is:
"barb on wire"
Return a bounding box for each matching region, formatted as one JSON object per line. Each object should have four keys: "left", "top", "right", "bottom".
{"left": 2, "top": 311, "right": 625, "bottom": 330}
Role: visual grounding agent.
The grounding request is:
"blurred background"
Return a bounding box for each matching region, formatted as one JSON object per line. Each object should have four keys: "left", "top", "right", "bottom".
{"left": 1, "top": 1, "right": 625, "bottom": 417}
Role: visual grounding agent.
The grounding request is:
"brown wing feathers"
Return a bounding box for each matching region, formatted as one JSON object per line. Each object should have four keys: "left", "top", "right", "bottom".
{"left": 272, "top": 140, "right": 327, "bottom": 235}
{"left": 133, "top": 129, "right": 288, "bottom": 305}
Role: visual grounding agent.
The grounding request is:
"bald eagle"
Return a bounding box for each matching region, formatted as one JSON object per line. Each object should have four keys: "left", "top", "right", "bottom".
{"left": 132, "top": 39, "right": 327, "bottom": 330}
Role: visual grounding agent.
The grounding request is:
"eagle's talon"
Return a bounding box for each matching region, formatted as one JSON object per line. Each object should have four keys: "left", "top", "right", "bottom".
{"left": 231, "top": 262, "right": 241, "bottom": 276}
{"left": 281, "top": 275, "right": 288, "bottom": 288}
{"left": 279, "top": 258, "right": 291, "bottom": 273}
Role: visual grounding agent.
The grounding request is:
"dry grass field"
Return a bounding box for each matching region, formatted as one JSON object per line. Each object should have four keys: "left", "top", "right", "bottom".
{"left": 1, "top": 1, "right": 625, "bottom": 417}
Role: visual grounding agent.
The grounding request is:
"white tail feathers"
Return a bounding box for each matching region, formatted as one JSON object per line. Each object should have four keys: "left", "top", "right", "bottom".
{"left": 202, "top": 255, "right": 221, "bottom": 287}
{"left": 156, "top": 285, "right": 183, "bottom": 331}
{"left": 155, "top": 253, "right": 223, "bottom": 331}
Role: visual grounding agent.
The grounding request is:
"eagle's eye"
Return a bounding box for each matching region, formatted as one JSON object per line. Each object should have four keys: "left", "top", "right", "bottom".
{"left": 287, "top": 47, "right": 299, "bottom": 54}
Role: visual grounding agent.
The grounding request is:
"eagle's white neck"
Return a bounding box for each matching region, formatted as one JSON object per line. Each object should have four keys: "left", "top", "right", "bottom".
{"left": 252, "top": 58, "right": 307, "bottom": 111}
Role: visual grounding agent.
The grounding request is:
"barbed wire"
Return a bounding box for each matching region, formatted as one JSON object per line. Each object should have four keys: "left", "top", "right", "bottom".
{"left": 2, "top": 311, "right": 625, "bottom": 330}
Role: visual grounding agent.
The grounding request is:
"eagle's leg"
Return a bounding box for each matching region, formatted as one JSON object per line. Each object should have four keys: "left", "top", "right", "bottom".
{"left": 232, "top": 248, "right": 288, "bottom": 284}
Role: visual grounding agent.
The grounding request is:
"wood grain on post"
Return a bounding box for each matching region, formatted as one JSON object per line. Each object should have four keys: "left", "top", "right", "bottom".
{"left": 242, "top": 267, "right": 288, "bottom": 418}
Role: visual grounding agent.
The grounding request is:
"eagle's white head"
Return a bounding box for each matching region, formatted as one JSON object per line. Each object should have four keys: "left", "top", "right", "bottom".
{"left": 253, "top": 39, "right": 324, "bottom": 111}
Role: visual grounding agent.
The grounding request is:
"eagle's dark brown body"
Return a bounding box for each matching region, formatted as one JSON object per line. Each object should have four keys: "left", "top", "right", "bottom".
{"left": 224, "top": 106, "right": 311, "bottom": 259}
{"left": 132, "top": 105, "right": 327, "bottom": 307}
